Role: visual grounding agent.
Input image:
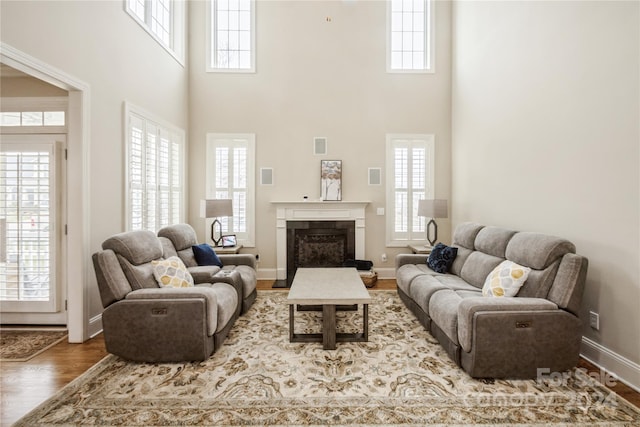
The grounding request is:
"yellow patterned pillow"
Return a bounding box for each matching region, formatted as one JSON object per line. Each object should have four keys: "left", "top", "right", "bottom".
{"left": 482, "top": 260, "right": 531, "bottom": 297}
{"left": 151, "top": 256, "right": 194, "bottom": 288}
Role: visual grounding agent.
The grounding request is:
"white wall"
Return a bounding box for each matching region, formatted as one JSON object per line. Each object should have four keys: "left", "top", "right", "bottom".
{"left": 452, "top": 0, "right": 639, "bottom": 384}
{"left": 189, "top": 0, "right": 452, "bottom": 276}
{"left": 1, "top": 1, "right": 188, "bottom": 333}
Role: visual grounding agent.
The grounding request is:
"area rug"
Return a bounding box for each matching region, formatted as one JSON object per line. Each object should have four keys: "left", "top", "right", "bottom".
{"left": 15, "top": 291, "right": 640, "bottom": 426}
{"left": 0, "top": 329, "right": 67, "bottom": 362}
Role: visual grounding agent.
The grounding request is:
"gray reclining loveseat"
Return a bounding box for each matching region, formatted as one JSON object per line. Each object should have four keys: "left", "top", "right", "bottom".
{"left": 396, "top": 222, "right": 588, "bottom": 378}
{"left": 92, "top": 226, "right": 256, "bottom": 362}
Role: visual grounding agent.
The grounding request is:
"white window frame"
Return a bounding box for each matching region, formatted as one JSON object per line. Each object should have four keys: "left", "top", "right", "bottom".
{"left": 124, "top": 102, "right": 185, "bottom": 232}
{"left": 387, "top": 0, "right": 435, "bottom": 73}
{"left": 385, "top": 134, "right": 435, "bottom": 246}
{"left": 205, "top": 133, "right": 256, "bottom": 246}
{"left": 206, "top": 0, "right": 256, "bottom": 73}
{"left": 124, "top": 0, "right": 186, "bottom": 66}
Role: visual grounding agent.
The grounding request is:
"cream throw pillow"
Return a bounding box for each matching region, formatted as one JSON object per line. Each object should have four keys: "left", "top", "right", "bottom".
{"left": 482, "top": 260, "right": 531, "bottom": 297}
{"left": 151, "top": 256, "right": 194, "bottom": 288}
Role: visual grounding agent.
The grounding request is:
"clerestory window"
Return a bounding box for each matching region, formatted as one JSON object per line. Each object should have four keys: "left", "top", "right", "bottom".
{"left": 207, "top": 0, "right": 256, "bottom": 72}
{"left": 125, "top": 0, "right": 186, "bottom": 65}
{"left": 387, "top": 0, "right": 434, "bottom": 73}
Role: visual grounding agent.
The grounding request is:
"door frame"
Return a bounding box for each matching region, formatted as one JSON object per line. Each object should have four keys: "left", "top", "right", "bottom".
{"left": 1, "top": 43, "right": 91, "bottom": 342}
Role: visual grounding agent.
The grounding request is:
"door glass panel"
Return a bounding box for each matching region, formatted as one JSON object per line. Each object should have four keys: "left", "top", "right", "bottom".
{"left": 0, "top": 142, "right": 56, "bottom": 311}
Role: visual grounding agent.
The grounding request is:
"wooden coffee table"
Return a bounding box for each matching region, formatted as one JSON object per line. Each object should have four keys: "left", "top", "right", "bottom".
{"left": 287, "top": 268, "right": 372, "bottom": 350}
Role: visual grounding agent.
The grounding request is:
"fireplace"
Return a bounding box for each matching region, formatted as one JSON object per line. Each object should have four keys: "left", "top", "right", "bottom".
{"left": 272, "top": 201, "right": 369, "bottom": 285}
{"left": 287, "top": 221, "right": 356, "bottom": 285}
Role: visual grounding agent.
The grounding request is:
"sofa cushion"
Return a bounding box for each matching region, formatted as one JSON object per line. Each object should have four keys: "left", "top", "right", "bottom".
{"left": 192, "top": 243, "right": 223, "bottom": 267}
{"left": 428, "top": 290, "right": 461, "bottom": 345}
{"left": 452, "top": 222, "right": 484, "bottom": 250}
{"left": 117, "top": 256, "right": 159, "bottom": 290}
{"left": 474, "top": 226, "right": 517, "bottom": 258}
{"left": 449, "top": 246, "right": 472, "bottom": 277}
{"left": 517, "top": 261, "right": 560, "bottom": 298}
{"left": 459, "top": 252, "right": 503, "bottom": 289}
{"left": 427, "top": 243, "right": 458, "bottom": 273}
{"left": 158, "top": 223, "right": 198, "bottom": 251}
{"left": 103, "top": 230, "right": 162, "bottom": 265}
{"left": 505, "top": 232, "right": 575, "bottom": 270}
{"left": 188, "top": 265, "right": 222, "bottom": 284}
{"left": 409, "top": 275, "right": 450, "bottom": 314}
{"left": 151, "top": 256, "right": 195, "bottom": 288}
{"left": 208, "top": 283, "right": 239, "bottom": 333}
{"left": 396, "top": 263, "right": 436, "bottom": 295}
{"left": 482, "top": 260, "right": 531, "bottom": 297}
{"left": 158, "top": 236, "right": 179, "bottom": 259}
{"left": 229, "top": 264, "right": 258, "bottom": 298}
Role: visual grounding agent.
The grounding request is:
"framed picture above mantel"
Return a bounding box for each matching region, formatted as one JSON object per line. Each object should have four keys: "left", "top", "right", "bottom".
{"left": 321, "top": 160, "right": 342, "bottom": 201}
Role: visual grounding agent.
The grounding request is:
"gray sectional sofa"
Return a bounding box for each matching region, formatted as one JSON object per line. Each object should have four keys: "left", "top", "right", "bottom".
{"left": 92, "top": 224, "right": 257, "bottom": 362}
{"left": 396, "top": 222, "right": 588, "bottom": 378}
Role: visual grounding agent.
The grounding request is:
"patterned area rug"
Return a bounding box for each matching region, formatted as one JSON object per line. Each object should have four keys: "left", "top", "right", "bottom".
{"left": 0, "top": 329, "right": 67, "bottom": 362}
{"left": 15, "top": 291, "right": 640, "bottom": 426}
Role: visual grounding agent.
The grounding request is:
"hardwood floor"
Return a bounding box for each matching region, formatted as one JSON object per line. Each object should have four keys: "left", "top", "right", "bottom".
{"left": 2, "top": 279, "right": 638, "bottom": 425}
{"left": 1, "top": 332, "right": 108, "bottom": 426}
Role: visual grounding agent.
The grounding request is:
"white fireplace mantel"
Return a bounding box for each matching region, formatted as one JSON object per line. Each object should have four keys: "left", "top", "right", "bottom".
{"left": 271, "top": 201, "right": 370, "bottom": 280}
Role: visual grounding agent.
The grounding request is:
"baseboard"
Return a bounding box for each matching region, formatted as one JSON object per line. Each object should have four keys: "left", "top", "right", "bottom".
{"left": 375, "top": 267, "right": 396, "bottom": 280}
{"left": 581, "top": 336, "right": 640, "bottom": 393}
{"left": 88, "top": 313, "right": 103, "bottom": 339}
{"left": 256, "top": 268, "right": 277, "bottom": 280}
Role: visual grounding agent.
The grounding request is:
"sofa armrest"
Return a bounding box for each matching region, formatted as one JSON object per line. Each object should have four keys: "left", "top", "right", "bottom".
{"left": 219, "top": 254, "right": 256, "bottom": 269}
{"left": 395, "top": 254, "right": 430, "bottom": 269}
{"left": 457, "top": 297, "right": 558, "bottom": 353}
{"left": 187, "top": 265, "right": 222, "bottom": 284}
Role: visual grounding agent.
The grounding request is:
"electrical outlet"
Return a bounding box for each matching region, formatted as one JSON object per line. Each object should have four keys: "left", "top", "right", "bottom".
{"left": 589, "top": 311, "right": 600, "bottom": 330}
{"left": 381, "top": 253, "right": 387, "bottom": 262}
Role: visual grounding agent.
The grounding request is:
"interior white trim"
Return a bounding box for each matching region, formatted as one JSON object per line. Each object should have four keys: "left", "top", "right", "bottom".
{"left": 271, "top": 201, "right": 369, "bottom": 281}
{"left": 1, "top": 42, "right": 91, "bottom": 343}
{"left": 581, "top": 336, "right": 640, "bottom": 393}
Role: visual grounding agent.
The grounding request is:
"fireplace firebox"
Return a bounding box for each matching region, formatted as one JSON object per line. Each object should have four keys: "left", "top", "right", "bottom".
{"left": 286, "top": 220, "right": 356, "bottom": 286}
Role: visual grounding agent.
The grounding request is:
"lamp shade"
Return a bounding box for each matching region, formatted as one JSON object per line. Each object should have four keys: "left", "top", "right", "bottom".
{"left": 200, "top": 199, "right": 233, "bottom": 218}
{"left": 418, "top": 199, "right": 448, "bottom": 219}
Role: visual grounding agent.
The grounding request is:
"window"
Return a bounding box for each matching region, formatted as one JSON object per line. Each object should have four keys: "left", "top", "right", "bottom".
{"left": 0, "top": 97, "right": 67, "bottom": 132}
{"left": 207, "top": 0, "right": 256, "bottom": 72}
{"left": 386, "top": 134, "right": 434, "bottom": 246}
{"left": 206, "top": 134, "right": 255, "bottom": 246}
{"left": 387, "top": 0, "right": 434, "bottom": 72}
{"left": 125, "top": 103, "right": 185, "bottom": 232}
{"left": 125, "top": 0, "right": 186, "bottom": 64}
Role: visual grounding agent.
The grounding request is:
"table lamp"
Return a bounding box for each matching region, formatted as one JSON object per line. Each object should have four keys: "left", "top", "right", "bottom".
{"left": 418, "top": 199, "right": 448, "bottom": 247}
{"left": 200, "top": 199, "right": 233, "bottom": 247}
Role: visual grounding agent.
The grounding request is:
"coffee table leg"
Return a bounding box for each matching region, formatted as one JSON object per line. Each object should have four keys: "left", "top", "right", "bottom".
{"left": 363, "top": 304, "right": 368, "bottom": 341}
{"left": 289, "top": 304, "right": 294, "bottom": 342}
{"left": 322, "top": 304, "right": 336, "bottom": 350}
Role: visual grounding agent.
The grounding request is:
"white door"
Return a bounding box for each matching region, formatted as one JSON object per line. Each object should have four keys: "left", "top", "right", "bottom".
{"left": 0, "top": 135, "right": 66, "bottom": 324}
